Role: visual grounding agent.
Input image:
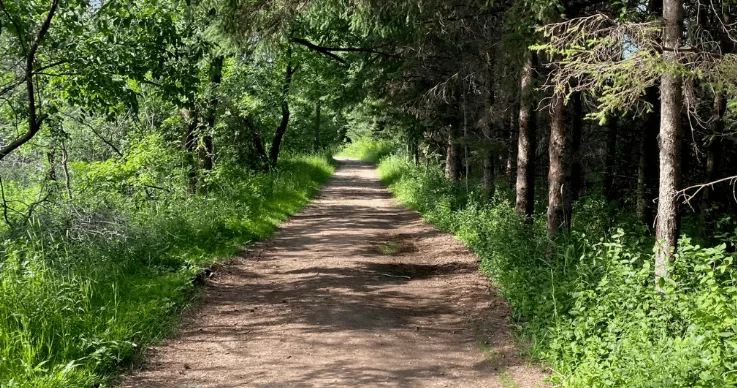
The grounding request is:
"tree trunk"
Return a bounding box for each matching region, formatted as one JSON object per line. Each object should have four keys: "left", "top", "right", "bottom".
{"left": 547, "top": 92, "right": 571, "bottom": 240}
{"left": 655, "top": 0, "right": 684, "bottom": 284}
{"left": 181, "top": 107, "right": 199, "bottom": 195}
{"left": 199, "top": 135, "right": 214, "bottom": 172}
{"left": 314, "top": 100, "right": 321, "bottom": 152}
{"left": 59, "top": 141, "right": 73, "bottom": 201}
{"left": 47, "top": 149, "right": 57, "bottom": 183}
{"left": 269, "top": 100, "right": 290, "bottom": 165}
{"left": 604, "top": 115, "right": 618, "bottom": 202}
{"left": 637, "top": 88, "right": 660, "bottom": 227}
{"left": 571, "top": 92, "right": 583, "bottom": 201}
{"left": 445, "top": 124, "right": 462, "bottom": 180}
{"left": 515, "top": 52, "right": 537, "bottom": 218}
{"left": 202, "top": 64, "right": 221, "bottom": 169}
{"left": 201, "top": 55, "right": 224, "bottom": 173}
{"left": 446, "top": 75, "right": 464, "bottom": 181}
{"left": 269, "top": 57, "right": 297, "bottom": 166}
{"left": 0, "top": 0, "right": 59, "bottom": 162}
{"left": 60, "top": 141, "right": 72, "bottom": 200}
{"left": 462, "top": 76, "right": 470, "bottom": 189}
{"left": 701, "top": 92, "right": 725, "bottom": 208}
{"left": 482, "top": 53, "right": 496, "bottom": 196}
{"left": 411, "top": 128, "right": 420, "bottom": 164}
{"left": 637, "top": 0, "right": 664, "bottom": 225}
{"left": 507, "top": 104, "right": 519, "bottom": 189}
{"left": 242, "top": 116, "right": 270, "bottom": 172}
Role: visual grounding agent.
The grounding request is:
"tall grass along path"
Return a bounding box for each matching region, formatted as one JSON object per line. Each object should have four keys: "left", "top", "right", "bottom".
{"left": 122, "top": 158, "right": 547, "bottom": 387}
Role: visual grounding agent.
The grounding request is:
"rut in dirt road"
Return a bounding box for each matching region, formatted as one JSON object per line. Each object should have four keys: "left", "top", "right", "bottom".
{"left": 122, "top": 158, "right": 547, "bottom": 388}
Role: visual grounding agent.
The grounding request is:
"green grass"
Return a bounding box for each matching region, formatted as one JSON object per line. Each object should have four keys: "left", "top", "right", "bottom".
{"left": 337, "top": 137, "right": 395, "bottom": 163}
{"left": 378, "top": 154, "right": 737, "bottom": 388}
{"left": 374, "top": 238, "right": 415, "bottom": 256}
{"left": 376, "top": 240, "right": 402, "bottom": 255}
{"left": 498, "top": 371, "right": 520, "bottom": 388}
{"left": 0, "top": 153, "right": 335, "bottom": 387}
{"left": 476, "top": 335, "right": 500, "bottom": 364}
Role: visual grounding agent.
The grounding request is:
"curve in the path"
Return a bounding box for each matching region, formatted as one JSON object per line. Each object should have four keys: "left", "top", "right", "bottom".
{"left": 122, "top": 159, "right": 547, "bottom": 388}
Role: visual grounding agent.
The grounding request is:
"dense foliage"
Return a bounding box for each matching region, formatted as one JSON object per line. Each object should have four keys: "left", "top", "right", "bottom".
{"left": 337, "top": 137, "right": 395, "bottom": 164}
{"left": 0, "top": 154, "right": 333, "bottom": 386}
{"left": 378, "top": 152, "right": 737, "bottom": 387}
{"left": 0, "top": 0, "right": 349, "bottom": 385}
{"left": 330, "top": 0, "right": 737, "bottom": 382}
{"left": 2, "top": 0, "right": 737, "bottom": 385}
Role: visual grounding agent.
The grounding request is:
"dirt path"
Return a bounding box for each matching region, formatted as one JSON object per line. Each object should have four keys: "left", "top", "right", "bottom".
{"left": 122, "top": 159, "right": 547, "bottom": 388}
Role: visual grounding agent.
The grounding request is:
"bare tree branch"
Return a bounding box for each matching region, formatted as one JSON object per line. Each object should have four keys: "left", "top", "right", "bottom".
{"left": 0, "top": 0, "right": 61, "bottom": 162}
{"left": 677, "top": 175, "right": 737, "bottom": 209}
{"left": 60, "top": 112, "right": 124, "bottom": 157}
{"left": 290, "top": 37, "right": 348, "bottom": 65}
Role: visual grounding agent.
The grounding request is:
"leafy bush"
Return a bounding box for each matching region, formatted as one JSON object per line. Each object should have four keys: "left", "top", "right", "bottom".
{"left": 71, "top": 134, "right": 185, "bottom": 203}
{"left": 378, "top": 154, "right": 737, "bottom": 387}
{"left": 337, "top": 137, "right": 396, "bottom": 163}
{"left": 0, "top": 154, "right": 334, "bottom": 387}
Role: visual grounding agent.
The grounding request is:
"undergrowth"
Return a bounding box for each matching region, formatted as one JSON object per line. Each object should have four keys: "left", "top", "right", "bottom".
{"left": 337, "top": 137, "right": 395, "bottom": 163}
{"left": 378, "top": 154, "right": 737, "bottom": 388}
{"left": 0, "top": 153, "right": 334, "bottom": 387}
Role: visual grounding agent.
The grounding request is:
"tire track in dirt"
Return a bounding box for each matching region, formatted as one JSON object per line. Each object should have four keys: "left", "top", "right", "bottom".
{"left": 122, "top": 158, "right": 547, "bottom": 388}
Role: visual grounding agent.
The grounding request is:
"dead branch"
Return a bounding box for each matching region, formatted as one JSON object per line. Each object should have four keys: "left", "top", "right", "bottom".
{"left": 535, "top": 14, "right": 735, "bottom": 120}
{"left": 60, "top": 112, "right": 124, "bottom": 156}
{"left": 676, "top": 175, "right": 737, "bottom": 209}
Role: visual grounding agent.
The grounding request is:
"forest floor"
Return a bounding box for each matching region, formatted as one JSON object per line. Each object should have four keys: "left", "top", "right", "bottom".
{"left": 121, "top": 158, "right": 548, "bottom": 388}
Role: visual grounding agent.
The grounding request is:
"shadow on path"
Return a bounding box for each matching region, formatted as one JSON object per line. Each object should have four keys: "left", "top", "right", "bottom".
{"left": 122, "top": 158, "right": 547, "bottom": 388}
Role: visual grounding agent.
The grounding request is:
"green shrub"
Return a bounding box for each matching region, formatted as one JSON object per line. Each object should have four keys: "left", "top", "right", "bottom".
{"left": 337, "top": 137, "right": 396, "bottom": 163}
{"left": 378, "top": 154, "right": 737, "bottom": 387}
{"left": 0, "top": 154, "right": 334, "bottom": 387}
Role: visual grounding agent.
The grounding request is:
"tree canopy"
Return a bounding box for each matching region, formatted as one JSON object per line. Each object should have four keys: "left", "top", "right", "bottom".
{"left": 1, "top": 0, "right": 737, "bottom": 386}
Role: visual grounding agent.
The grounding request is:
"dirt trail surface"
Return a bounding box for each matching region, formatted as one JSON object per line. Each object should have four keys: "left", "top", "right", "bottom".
{"left": 122, "top": 159, "right": 547, "bottom": 388}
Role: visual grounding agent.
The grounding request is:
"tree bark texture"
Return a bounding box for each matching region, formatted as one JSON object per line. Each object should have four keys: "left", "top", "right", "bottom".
{"left": 446, "top": 75, "right": 464, "bottom": 181}
{"left": 269, "top": 58, "right": 297, "bottom": 166}
{"left": 314, "top": 100, "right": 321, "bottom": 152}
{"left": 463, "top": 79, "right": 470, "bottom": 188}
{"left": 482, "top": 53, "right": 496, "bottom": 196}
{"left": 571, "top": 92, "right": 583, "bottom": 201}
{"left": 547, "top": 92, "right": 572, "bottom": 240}
{"left": 445, "top": 123, "right": 462, "bottom": 180}
{"left": 507, "top": 104, "right": 519, "bottom": 189}
{"left": 655, "top": 0, "right": 684, "bottom": 283}
{"left": 0, "top": 0, "right": 60, "bottom": 162}
{"left": 515, "top": 52, "right": 537, "bottom": 218}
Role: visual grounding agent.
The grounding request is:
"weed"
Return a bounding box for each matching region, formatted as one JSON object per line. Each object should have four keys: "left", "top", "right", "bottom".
{"left": 375, "top": 238, "right": 415, "bottom": 256}
{"left": 378, "top": 154, "right": 737, "bottom": 388}
{"left": 499, "top": 370, "right": 520, "bottom": 388}
{"left": 337, "top": 137, "right": 396, "bottom": 163}
{"left": 0, "top": 154, "right": 334, "bottom": 387}
{"left": 476, "top": 336, "right": 500, "bottom": 364}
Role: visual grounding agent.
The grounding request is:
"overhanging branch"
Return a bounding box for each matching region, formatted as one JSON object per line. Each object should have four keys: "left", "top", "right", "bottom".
{"left": 290, "top": 37, "right": 399, "bottom": 64}
{"left": 290, "top": 37, "right": 347, "bottom": 64}
{"left": 0, "top": 0, "right": 61, "bottom": 162}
